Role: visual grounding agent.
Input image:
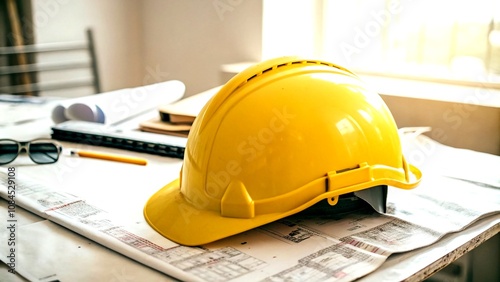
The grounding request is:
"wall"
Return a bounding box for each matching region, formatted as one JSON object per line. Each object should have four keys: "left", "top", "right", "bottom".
{"left": 382, "top": 95, "right": 500, "bottom": 155}
{"left": 31, "top": 0, "right": 262, "bottom": 97}
{"left": 32, "top": 0, "right": 144, "bottom": 94}
{"left": 141, "top": 0, "right": 262, "bottom": 96}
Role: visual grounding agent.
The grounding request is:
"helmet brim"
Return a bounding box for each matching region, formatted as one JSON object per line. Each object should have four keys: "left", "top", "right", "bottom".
{"left": 144, "top": 178, "right": 291, "bottom": 246}
{"left": 144, "top": 161, "right": 422, "bottom": 246}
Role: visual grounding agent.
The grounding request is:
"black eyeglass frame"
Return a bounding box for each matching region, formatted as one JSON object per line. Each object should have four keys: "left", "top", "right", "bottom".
{"left": 0, "top": 138, "right": 63, "bottom": 165}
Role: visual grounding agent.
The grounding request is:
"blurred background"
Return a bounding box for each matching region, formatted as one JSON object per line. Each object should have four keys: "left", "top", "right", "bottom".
{"left": 1, "top": 0, "right": 499, "bottom": 97}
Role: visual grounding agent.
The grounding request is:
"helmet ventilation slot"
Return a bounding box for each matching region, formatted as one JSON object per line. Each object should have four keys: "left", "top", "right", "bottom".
{"left": 244, "top": 60, "right": 341, "bottom": 84}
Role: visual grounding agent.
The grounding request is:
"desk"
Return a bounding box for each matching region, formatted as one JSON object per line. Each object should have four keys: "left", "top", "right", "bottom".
{"left": 0, "top": 97, "right": 499, "bottom": 282}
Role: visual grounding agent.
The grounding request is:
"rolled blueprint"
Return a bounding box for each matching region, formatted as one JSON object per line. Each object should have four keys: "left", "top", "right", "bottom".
{"left": 51, "top": 80, "right": 185, "bottom": 125}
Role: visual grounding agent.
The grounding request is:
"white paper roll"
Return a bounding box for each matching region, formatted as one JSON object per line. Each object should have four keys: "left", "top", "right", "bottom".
{"left": 51, "top": 80, "right": 185, "bottom": 125}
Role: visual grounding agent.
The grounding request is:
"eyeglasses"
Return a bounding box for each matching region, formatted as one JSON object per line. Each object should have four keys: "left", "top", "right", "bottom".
{"left": 0, "top": 139, "right": 62, "bottom": 165}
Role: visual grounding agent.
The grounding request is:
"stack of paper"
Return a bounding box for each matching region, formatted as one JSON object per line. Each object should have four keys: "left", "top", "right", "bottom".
{"left": 1, "top": 132, "right": 498, "bottom": 281}
{"left": 139, "top": 86, "right": 221, "bottom": 137}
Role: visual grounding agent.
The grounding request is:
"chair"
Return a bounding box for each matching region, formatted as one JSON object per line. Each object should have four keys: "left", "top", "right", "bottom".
{"left": 0, "top": 28, "right": 100, "bottom": 96}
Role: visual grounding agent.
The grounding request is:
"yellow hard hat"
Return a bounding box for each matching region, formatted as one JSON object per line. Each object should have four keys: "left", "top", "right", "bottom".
{"left": 144, "top": 57, "right": 422, "bottom": 246}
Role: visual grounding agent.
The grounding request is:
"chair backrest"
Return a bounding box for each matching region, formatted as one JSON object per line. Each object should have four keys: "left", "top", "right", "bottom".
{"left": 0, "top": 29, "right": 100, "bottom": 97}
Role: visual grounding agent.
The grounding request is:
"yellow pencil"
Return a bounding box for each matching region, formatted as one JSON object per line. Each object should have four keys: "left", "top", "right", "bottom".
{"left": 71, "top": 150, "right": 148, "bottom": 166}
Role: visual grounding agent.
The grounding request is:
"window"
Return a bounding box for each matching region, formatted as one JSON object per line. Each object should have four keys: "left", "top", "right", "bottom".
{"left": 263, "top": 0, "right": 500, "bottom": 88}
